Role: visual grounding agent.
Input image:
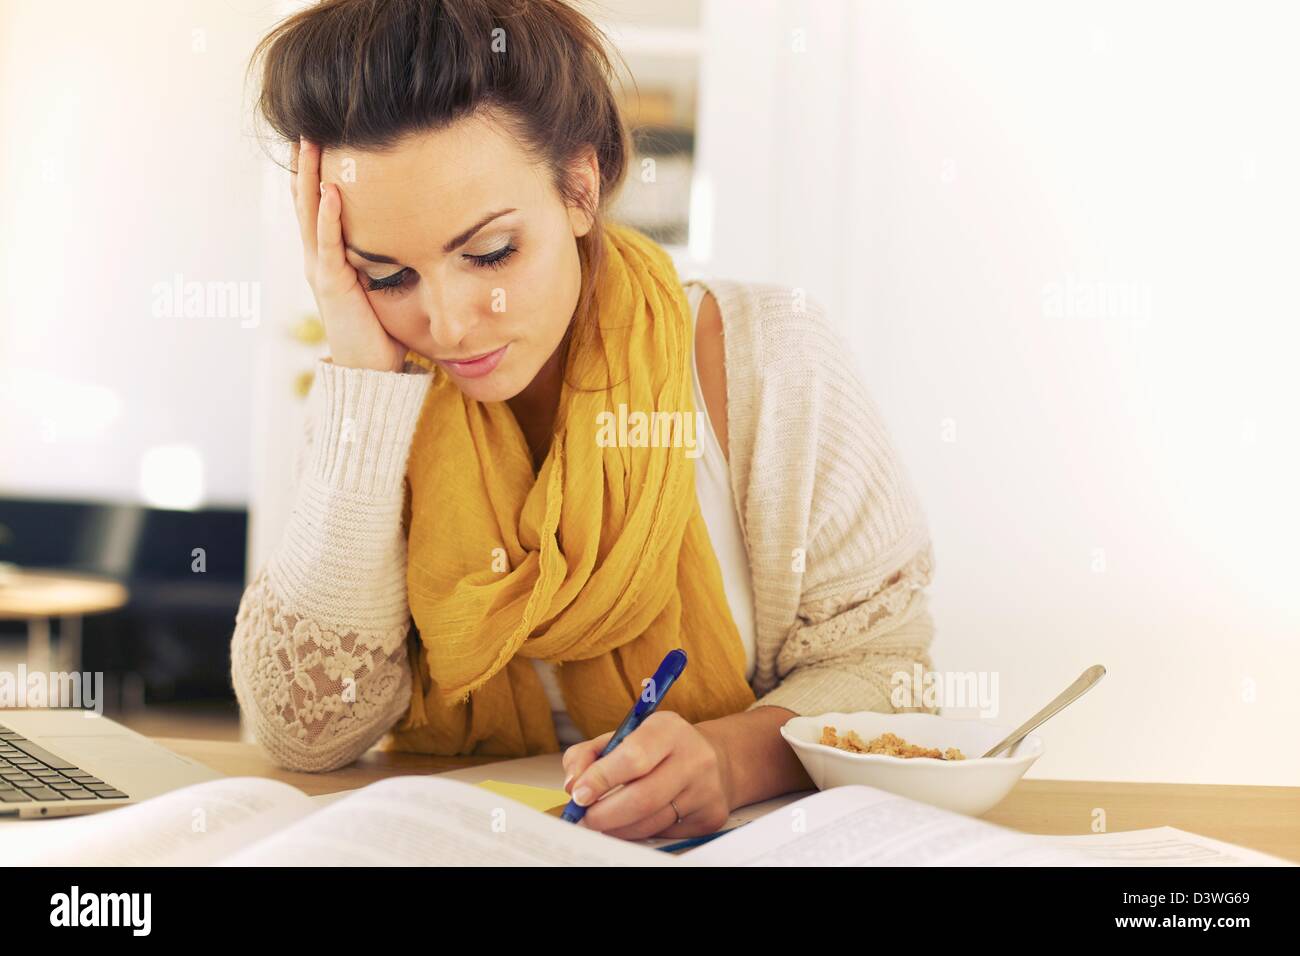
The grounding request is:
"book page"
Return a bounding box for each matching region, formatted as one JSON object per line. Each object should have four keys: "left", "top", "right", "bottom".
{"left": 0, "top": 777, "right": 317, "bottom": 866}
{"left": 1044, "top": 826, "right": 1297, "bottom": 866}
{"left": 357, "top": 751, "right": 812, "bottom": 851}
{"left": 221, "top": 775, "right": 676, "bottom": 866}
{"left": 682, "top": 784, "right": 1096, "bottom": 866}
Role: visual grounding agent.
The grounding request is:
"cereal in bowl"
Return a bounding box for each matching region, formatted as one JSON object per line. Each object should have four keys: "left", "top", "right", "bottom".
{"left": 820, "top": 726, "right": 966, "bottom": 761}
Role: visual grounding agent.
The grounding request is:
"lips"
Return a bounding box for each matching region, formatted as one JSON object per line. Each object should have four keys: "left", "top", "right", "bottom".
{"left": 444, "top": 347, "right": 500, "bottom": 362}
{"left": 436, "top": 343, "right": 509, "bottom": 379}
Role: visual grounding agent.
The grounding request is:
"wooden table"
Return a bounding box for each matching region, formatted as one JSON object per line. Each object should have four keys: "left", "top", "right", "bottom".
{"left": 157, "top": 737, "right": 1300, "bottom": 863}
{"left": 0, "top": 567, "right": 128, "bottom": 674}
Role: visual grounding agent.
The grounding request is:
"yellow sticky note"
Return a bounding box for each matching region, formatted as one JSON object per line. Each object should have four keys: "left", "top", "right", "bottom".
{"left": 476, "top": 780, "right": 571, "bottom": 814}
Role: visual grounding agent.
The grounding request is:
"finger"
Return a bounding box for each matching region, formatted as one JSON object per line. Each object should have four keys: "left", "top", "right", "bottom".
{"left": 580, "top": 751, "right": 689, "bottom": 836}
{"left": 289, "top": 139, "right": 300, "bottom": 203}
{"left": 599, "top": 801, "right": 681, "bottom": 842}
{"left": 601, "top": 775, "right": 724, "bottom": 842}
{"left": 315, "top": 182, "right": 355, "bottom": 297}
{"left": 569, "top": 720, "right": 673, "bottom": 809}
{"left": 296, "top": 137, "right": 322, "bottom": 256}
{"left": 562, "top": 732, "right": 613, "bottom": 791}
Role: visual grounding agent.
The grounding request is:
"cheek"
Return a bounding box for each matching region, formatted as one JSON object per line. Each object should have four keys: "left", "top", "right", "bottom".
{"left": 367, "top": 293, "right": 425, "bottom": 342}
{"left": 512, "top": 239, "right": 580, "bottom": 339}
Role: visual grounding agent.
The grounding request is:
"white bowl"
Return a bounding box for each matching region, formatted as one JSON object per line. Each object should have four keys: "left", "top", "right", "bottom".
{"left": 780, "top": 712, "right": 1042, "bottom": 817}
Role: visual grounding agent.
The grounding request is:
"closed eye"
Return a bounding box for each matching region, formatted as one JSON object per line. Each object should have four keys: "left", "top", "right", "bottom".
{"left": 468, "top": 243, "right": 517, "bottom": 270}
{"left": 361, "top": 243, "right": 518, "bottom": 296}
{"left": 366, "top": 268, "right": 412, "bottom": 294}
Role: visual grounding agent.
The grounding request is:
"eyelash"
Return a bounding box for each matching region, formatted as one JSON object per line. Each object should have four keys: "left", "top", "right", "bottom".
{"left": 365, "top": 243, "right": 518, "bottom": 295}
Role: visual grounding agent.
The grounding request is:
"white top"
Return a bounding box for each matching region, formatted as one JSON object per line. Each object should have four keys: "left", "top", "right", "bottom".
{"left": 531, "top": 281, "right": 759, "bottom": 745}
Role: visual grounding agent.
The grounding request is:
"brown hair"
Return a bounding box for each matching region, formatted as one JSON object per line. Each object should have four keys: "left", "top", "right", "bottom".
{"left": 248, "top": 0, "right": 632, "bottom": 371}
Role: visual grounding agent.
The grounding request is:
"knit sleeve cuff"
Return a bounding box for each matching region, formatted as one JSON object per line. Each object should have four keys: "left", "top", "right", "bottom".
{"left": 307, "top": 357, "right": 432, "bottom": 497}
{"left": 746, "top": 665, "right": 894, "bottom": 717}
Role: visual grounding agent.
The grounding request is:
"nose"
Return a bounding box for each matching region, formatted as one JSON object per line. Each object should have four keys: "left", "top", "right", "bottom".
{"left": 417, "top": 279, "right": 476, "bottom": 353}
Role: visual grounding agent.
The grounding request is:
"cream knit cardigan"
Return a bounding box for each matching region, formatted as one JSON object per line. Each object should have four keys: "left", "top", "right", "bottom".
{"left": 230, "top": 278, "right": 939, "bottom": 772}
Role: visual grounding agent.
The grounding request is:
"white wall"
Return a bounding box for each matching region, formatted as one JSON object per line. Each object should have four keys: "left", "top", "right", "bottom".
{"left": 0, "top": 0, "right": 273, "bottom": 508}
{"left": 697, "top": 0, "right": 1300, "bottom": 785}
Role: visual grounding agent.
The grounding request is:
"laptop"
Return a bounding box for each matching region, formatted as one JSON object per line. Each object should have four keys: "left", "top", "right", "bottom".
{"left": 0, "top": 709, "right": 224, "bottom": 819}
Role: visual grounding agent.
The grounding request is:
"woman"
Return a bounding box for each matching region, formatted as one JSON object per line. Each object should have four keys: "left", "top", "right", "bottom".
{"left": 231, "top": 0, "right": 938, "bottom": 842}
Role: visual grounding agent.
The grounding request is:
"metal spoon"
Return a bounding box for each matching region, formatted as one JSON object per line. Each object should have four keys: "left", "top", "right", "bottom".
{"left": 980, "top": 664, "right": 1107, "bottom": 758}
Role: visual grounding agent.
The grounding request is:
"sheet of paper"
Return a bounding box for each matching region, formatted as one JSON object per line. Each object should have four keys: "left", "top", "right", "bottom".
{"left": 305, "top": 754, "right": 574, "bottom": 808}
{"left": 682, "top": 784, "right": 1096, "bottom": 866}
{"left": 435, "top": 752, "right": 569, "bottom": 788}
{"left": 0, "top": 777, "right": 316, "bottom": 866}
{"left": 476, "top": 780, "right": 570, "bottom": 814}
{"left": 1043, "top": 826, "right": 1296, "bottom": 866}
{"left": 222, "top": 775, "right": 675, "bottom": 866}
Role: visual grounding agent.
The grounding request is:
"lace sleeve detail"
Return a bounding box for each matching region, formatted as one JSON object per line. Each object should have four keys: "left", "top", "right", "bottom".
{"left": 746, "top": 543, "right": 938, "bottom": 718}
{"left": 780, "top": 543, "right": 935, "bottom": 673}
{"left": 231, "top": 566, "right": 412, "bottom": 773}
{"left": 229, "top": 357, "right": 432, "bottom": 771}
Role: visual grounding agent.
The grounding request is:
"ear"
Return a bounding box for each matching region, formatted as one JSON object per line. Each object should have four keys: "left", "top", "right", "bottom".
{"left": 565, "top": 146, "right": 600, "bottom": 238}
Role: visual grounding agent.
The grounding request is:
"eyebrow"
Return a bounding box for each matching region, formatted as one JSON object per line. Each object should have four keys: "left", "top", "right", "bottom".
{"left": 346, "top": 208, "right": 518, "bottom": 264}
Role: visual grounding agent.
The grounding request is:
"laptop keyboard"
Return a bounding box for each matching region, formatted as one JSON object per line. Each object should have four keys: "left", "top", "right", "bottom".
{"left": 0, "top": 723, "right": 129, "bottom": 805}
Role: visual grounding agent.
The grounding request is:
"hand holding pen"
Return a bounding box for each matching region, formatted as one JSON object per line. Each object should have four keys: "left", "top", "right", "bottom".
{"left": 558, "top": 649, "right": 737, "bottom": 842}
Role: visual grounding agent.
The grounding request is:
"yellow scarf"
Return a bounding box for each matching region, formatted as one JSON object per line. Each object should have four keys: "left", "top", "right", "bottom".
{"left": 382, "top": 222, "right": 755, "bottom": 757}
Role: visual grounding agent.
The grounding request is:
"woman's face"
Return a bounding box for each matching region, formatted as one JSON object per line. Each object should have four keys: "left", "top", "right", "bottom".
{"left": 319, "top": 111, "right": 595, "bottom": 402}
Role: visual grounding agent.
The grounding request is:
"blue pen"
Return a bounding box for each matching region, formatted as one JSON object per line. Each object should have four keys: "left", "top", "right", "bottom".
{"left": 560, "top": 648, "right": 688, "bottom": 824}
{"left": 654, "top": 822, "right": 749, "bottom": 854}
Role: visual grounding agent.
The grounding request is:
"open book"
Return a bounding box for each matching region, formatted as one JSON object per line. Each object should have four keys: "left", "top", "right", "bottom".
{"left": 3, "top": 764, "right": 1292, "bottom": 866}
